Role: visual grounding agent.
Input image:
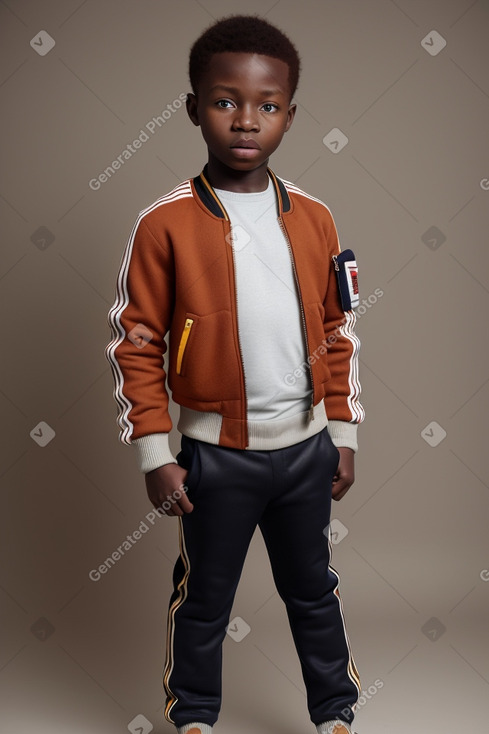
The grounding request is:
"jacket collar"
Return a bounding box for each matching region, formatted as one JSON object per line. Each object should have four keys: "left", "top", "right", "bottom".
{"left": 193, "top": 164, "right": 291, "bottom": 220}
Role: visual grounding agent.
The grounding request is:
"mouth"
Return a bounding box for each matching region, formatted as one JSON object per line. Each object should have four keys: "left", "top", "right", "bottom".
{"left": 231, "top": 138, "right": 261, "bottom": 150}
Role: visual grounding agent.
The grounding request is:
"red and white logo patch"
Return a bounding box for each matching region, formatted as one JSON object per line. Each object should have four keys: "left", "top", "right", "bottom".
{"left": 345, "top": 260, "right": 359, "bottom": 308}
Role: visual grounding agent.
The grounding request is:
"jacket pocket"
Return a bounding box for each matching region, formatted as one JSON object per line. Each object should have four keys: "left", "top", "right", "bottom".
{"left": 176, "top": 318, "right": 194, "bottom": 375}
{"left": 305, "top": 302, "right": 332, "bottom": 385}
{"left": 169, "top": 310, "right": 241, "bottom": 402}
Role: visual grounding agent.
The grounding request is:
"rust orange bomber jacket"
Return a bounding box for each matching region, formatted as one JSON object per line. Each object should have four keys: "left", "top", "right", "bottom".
{"left": 106, "top": 166, "right": 365, "bottom": 457}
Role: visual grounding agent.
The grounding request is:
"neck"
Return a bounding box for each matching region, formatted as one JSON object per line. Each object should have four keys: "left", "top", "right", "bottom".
{"left": 205, "top": 156, "right": 270, "bottom": 193}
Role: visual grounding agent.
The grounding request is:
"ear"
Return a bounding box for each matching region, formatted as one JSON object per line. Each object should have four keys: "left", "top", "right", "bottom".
{"left": 284, "top": 103, "right": 297, "bottom": 132}
{"left": 186, "top": 93, "right": 200, "bottom": 127}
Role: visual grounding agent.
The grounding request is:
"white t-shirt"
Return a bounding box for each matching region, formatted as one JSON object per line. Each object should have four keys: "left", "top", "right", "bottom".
{"left": 214, "top": 178, "right": 312, "bottom": 421}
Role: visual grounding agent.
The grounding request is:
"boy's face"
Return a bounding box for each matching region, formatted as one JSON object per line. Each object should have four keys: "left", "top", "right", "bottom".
{"left": 187, "top": 52, "right": 296, "bottom": 181}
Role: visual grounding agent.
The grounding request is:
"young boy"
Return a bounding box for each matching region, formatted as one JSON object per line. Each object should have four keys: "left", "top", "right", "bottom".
{"left": 106, "top": 15, "right": 364, "bottom": 734}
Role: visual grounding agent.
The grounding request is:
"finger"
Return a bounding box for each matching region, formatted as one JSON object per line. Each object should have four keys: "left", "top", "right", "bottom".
{"left": 177, "top": 494, "right": 194, "bottom": 513}
{"left": 163, "top": 492, "right": 194, "bottom": 516}
{"left": 332, "top": 479, "right": 348, "bottom": 500}
{"left": 332, "top": 486, "right": 342, "bottom": 501}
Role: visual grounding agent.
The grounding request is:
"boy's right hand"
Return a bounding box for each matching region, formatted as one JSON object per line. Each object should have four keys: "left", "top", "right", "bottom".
{"left": 145, "top": 463, "right": 194, "bottom": 516}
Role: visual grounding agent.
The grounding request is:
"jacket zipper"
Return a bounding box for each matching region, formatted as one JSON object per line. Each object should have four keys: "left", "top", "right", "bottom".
{"left": 278, "top": 216, "right": 315, "bottom": 421}
{"left": 176, "top": 318, "right": 194, "bottom": 375}
{"left": 228, "top": 223, "right": 249, "bottom": 445}
{"left": 199, "top": 168, "right": 249, "bottom": 445}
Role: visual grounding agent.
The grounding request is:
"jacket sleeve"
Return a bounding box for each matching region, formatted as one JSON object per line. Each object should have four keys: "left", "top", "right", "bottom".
{"left": 322, "top": 210, "right": 365, "bottom": 452}
{"left": 105, "top": 216, "right": 177, "bottom": 469}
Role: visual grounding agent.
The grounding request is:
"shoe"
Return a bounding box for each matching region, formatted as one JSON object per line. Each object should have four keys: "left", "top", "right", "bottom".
{"left": 318, "top": 722, "right": 356, "bottom": 734}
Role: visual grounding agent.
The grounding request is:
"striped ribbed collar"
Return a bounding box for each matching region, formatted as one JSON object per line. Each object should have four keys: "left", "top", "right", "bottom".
{"left": 193, "top": 164, "right": 291, "bottom": 221}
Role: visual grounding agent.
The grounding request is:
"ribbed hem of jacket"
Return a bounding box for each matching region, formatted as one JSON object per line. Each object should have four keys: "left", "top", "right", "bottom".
{"left": 178, "top": 401, "right": 356, "bottom": 451}
{"left": 178, "top": 402, "right": 332, "bottom": 450}
{"left": 178, "top": 404, "right": 358, "bottom": 453}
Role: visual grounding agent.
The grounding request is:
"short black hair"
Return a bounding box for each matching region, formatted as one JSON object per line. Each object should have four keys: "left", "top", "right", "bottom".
{"left": 189, "top": 14, "right": 301, "bottom": 101}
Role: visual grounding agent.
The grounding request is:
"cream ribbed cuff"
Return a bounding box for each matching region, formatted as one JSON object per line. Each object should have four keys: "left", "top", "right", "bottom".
{"left": 327, "top": 420, "right": 358, "bottom": 453}
{"left": 131, "top": 433, "right": 177, "bottom": 473}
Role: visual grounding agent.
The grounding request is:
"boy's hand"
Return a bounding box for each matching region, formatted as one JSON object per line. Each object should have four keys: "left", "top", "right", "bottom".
{"left": 332, "top": 447, "right": 355, "bottom": 501}
{"left": 145, "top": 463, "right": 194, "bottom": 516}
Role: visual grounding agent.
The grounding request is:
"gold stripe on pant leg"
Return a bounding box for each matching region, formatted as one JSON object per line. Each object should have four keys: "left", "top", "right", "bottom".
{"left": 163, "top": 516, "right": 192, "bottom": 723}
{"left": 330, "top": 564, "right": 362, "bottom": 696}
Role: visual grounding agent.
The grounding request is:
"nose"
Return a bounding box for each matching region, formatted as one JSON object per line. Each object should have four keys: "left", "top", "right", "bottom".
{"left": 232, "top": 104, "right": 259, "bottom": 132}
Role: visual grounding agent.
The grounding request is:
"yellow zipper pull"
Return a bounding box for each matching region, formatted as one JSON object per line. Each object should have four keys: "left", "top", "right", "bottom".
{"left": 176, "top": 318, "right": 194, "bottom": 374}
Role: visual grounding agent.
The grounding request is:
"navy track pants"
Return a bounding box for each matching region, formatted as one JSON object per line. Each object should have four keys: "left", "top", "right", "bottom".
{"left": 163, "top": 426, "right": 360, "bottom": 727}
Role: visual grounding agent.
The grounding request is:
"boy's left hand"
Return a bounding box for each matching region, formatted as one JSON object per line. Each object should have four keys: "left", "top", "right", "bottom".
{"left": 332, "top": 447, "right": 355, "bottom": 501}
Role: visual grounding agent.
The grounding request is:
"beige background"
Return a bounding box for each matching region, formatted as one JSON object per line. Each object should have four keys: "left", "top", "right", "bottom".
{"left": 1, "top": 1, "right": 488, "bottom": 732}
